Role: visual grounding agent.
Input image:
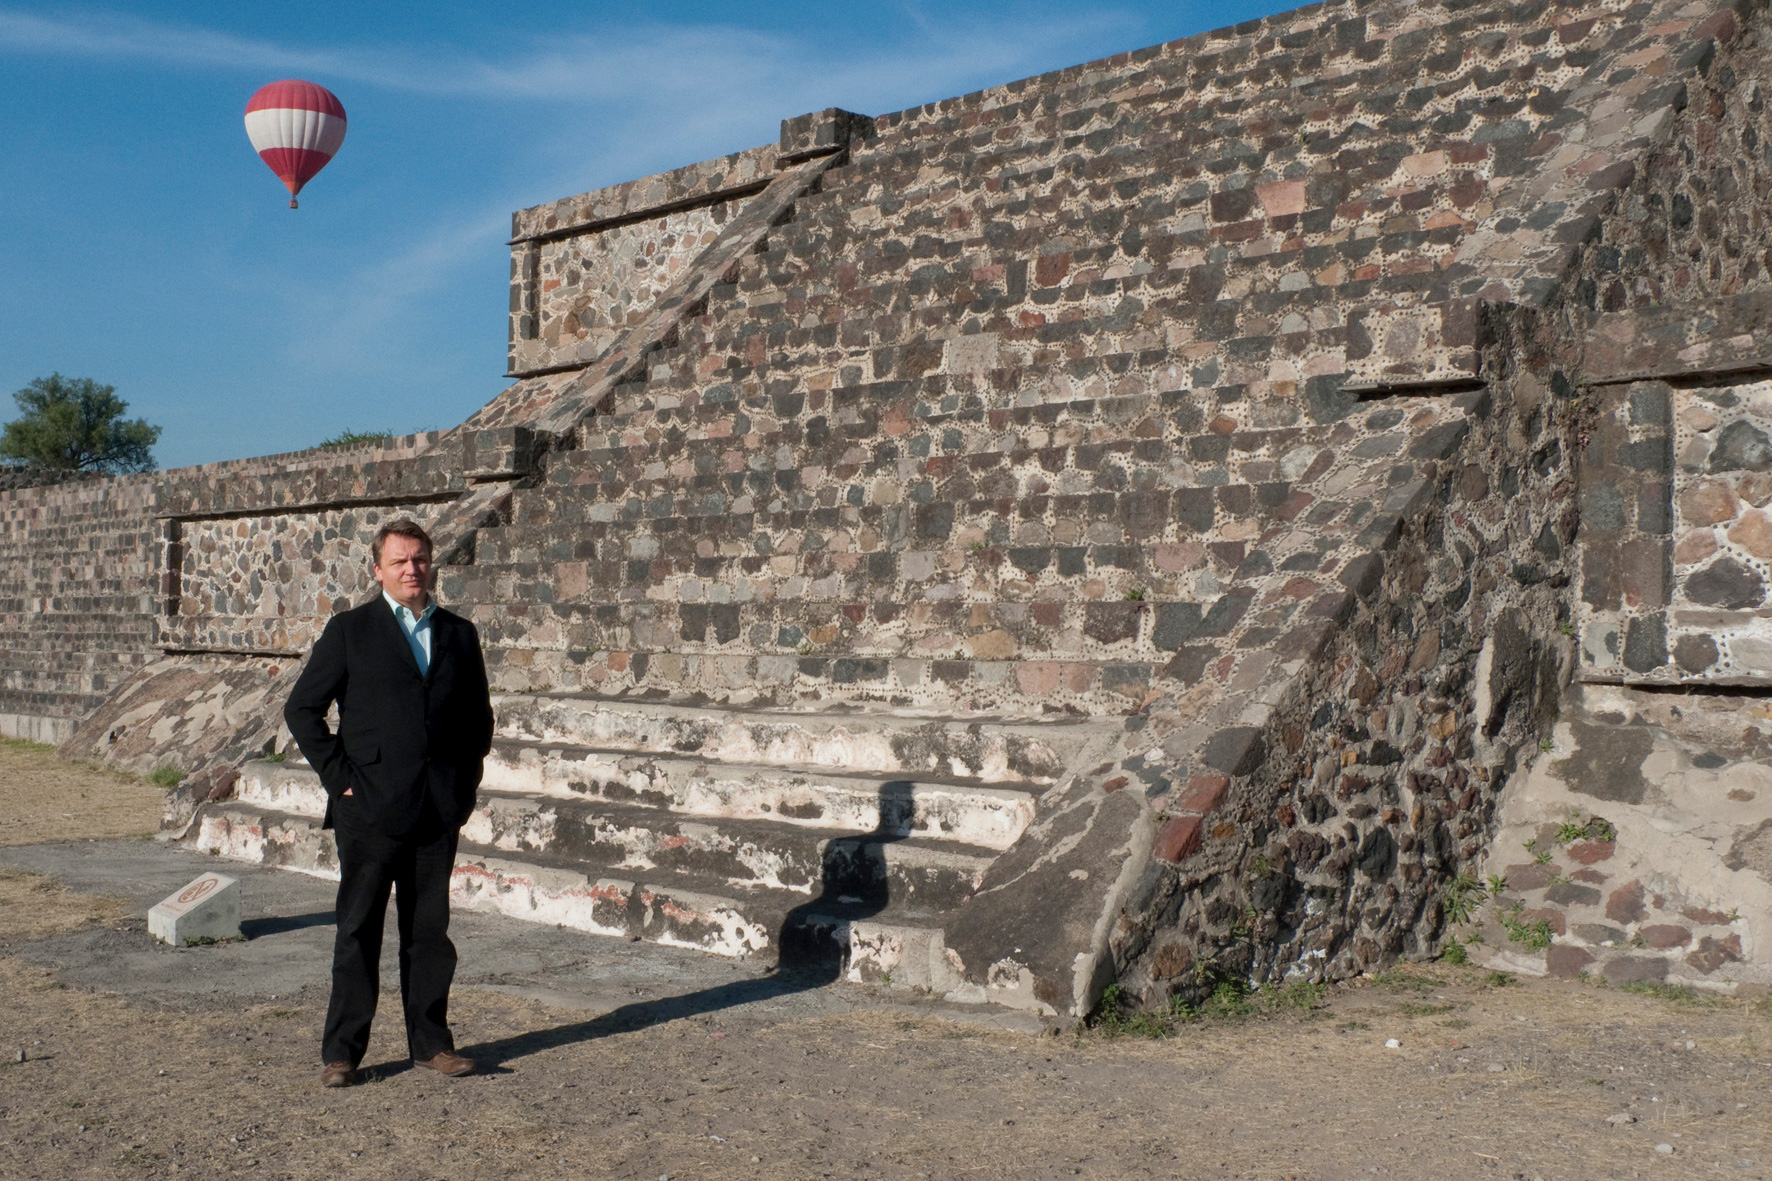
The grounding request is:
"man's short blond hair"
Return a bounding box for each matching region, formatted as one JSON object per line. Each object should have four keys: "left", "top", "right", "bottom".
{"left": 371, "top": 519, "right": 434, "bottom": 567}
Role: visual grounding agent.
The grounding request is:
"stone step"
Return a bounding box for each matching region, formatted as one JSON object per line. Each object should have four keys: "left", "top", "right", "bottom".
{"left": 506, "top": 444, "right": 1320, "bottom": 528}
{"left": 489, "top": 693, "right": 1091, "bottom": 784}
{"left": 839, "top": 13, "right": 1553, "bottom": 175}
{"left": 234, "top": 761, "right": 996, "bottom": 907}
{"left": 460, "top": 798, "right": 990, "bottom": 914}
{"left": 453, "top": 537, "right": 1297, "bottom": 607}
{"left": 455, "top": 852, "right": 961, "bottom": 989}
{"left": 480, "top": 739, "right": 1039, "bottom": 850}
{"left": 192, "top": 796, "right": 962, "bottom": 979}
{"left": 573, "top": 386, "right": 1204, "bottom": 452}
{"left": 0, "top": 681, "right": 107, "bottom": 707}
{"left": 240, "top": 758, "right": 330, "bottom": 818}
{"left": 452, "top": 589, "right": 1278, "bottom": 668}
{"left": 473, "top": 644, "right": 1161, "bottom": 710}
{"left": 597, "top": 339, "right": 1213, "bottom": 427}
{"left": 460, "top": 526, "right": 1307, "bottom": 596}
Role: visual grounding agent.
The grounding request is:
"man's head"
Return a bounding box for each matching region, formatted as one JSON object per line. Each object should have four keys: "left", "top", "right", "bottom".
{"left": 371, "top": 519, "right": 434, "bottom": 612}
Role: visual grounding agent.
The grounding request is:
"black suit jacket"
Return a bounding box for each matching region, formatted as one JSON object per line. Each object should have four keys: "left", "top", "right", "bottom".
{"left": 283, "top": 597, "right": 495, "bottom": 836}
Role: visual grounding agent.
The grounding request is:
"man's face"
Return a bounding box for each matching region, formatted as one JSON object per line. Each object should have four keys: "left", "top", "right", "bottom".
{"left": 373, "top": 534, "right": 433, "bottom": 611}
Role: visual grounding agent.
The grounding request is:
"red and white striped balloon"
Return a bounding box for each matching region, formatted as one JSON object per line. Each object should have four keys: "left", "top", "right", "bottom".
{"left": 244, "top": 80, "right": 346, "bottom": 208}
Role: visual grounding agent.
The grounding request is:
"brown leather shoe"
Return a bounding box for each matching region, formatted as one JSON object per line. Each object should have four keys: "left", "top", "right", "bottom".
{"left": 320, "top": 1061, "right": 356, "bottom": 1089}
{"left": 415, "top": 1050, "right": 476, "bottom": 1077}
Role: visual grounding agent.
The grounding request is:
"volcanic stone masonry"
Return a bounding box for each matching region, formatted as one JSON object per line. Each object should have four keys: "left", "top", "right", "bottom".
{"left": 6, "top": 0, "right": 1772, "bottom": 1015}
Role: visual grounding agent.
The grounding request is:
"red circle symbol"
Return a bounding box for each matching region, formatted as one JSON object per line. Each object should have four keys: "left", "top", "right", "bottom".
{"left": 178, "top": 877, "right": 219, "bottom": 905}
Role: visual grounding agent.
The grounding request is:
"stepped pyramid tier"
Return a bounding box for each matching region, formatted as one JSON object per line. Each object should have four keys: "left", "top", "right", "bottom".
{"left": 15, "top": 0, "right": 1772, "bottom": 1013}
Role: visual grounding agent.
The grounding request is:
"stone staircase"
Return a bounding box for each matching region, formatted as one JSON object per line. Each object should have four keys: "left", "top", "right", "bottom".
{"left": 181, "top": 22, "right": 1502, "bottom": 1001}
{"left": 191, "top": 692, "right": 1111, "bottom": 990}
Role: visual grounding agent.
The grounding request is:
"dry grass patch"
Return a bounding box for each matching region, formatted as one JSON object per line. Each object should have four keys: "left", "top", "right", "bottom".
{"left": 0, "top": 868, "right": 134, "bottom": 943}
{"left": 0, "top": 738, "right": 164, "bottom": 846}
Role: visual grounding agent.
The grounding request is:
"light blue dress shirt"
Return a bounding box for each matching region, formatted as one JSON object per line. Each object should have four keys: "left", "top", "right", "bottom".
{"left": 382, "top": 590, "right": 436, "bottom": 676}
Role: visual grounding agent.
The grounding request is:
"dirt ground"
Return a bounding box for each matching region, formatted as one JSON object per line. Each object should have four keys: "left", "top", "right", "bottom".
{"left": 2, "top": 751, "right": 1771, "bottom": 1180}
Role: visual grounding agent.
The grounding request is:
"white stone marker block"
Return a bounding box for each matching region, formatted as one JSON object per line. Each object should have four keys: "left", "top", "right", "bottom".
{"left": 148, "top": 872, "right": 241, "bottom": 946}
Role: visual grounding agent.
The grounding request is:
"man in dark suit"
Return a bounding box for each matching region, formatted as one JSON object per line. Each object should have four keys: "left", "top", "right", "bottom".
{"left": 284, "top": 518, "right": 495, "bottom": 1089}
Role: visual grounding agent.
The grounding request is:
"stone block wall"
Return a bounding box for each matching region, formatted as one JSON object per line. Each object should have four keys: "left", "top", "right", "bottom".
{"left": 0, "top": 466, "right": 88, "bottom": 493}
{"left": 1483, "top": 681, "right": 1772, "bottom": 991}
{"left": 507, "top": 145, "right": 782, "bottom": 377}
{"left": 442, "top": 0, "right": 1722, "bottom": 714}
{"left": 0, "top": 431, "right": 475, "bottom": 744}
{"left": 1573, "top": 288, "right": 1772, "bottom": 684}
{"left": 153, "top": 432, "right": 470, "bottom": 656}
{"left": 8, "top": 0, "right": 1772, "bottom": 1008}
{"left": 525, "top": 203, "right": 739, "bottom": 373}
{"left": 0, "top": 473, "right": 158, "bottom": 741}
{"left": 169, "top": 500, "right": 460, "bottom": 649}
{"left": 1569, "top": 3, "right": 1772, "bottom": 315}
{"left": 1666, "top": 377, "right": 1772, "bottom": 673}
{"left": 1102, "top": 309, "right": 1578, "bottom": 1003}
{"left": 1573, "top": 377, "right": 1675, "bottom": 678}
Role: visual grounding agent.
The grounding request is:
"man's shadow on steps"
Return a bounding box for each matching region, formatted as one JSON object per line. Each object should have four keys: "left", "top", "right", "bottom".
{"left": 452, "top": 779, "right": 913, "bottom": 1070}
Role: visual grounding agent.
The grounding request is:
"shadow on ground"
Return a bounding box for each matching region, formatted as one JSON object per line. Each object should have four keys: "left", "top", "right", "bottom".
{"left": 420, "top": 780, "right": 915, "bottom": 1073}
{"left": 242, "top": 911, "right": 335, "bottom": 938}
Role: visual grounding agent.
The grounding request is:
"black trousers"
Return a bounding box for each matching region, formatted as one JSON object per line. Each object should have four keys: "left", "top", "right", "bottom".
{"left": 322, "top": 797, "right": 460, "bottom": 1066}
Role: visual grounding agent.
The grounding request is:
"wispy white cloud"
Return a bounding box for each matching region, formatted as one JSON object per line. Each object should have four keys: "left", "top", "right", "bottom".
{"left": 0, "top": 7, "right": 1144, "bottom": 107}
{"left": 157, "top": 1, "right": 1147, "bottom": 379}
{"left": 2, "top": 3, "right": 1153, "bottom": 453}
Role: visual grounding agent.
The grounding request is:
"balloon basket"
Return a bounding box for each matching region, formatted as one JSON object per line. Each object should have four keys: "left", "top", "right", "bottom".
{"left": 289, "top": 198, "right": 299, "bottom": 209}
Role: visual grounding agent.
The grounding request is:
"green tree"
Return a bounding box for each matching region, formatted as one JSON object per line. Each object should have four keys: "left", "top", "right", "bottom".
{"left": 0, "top": 374, "right": 160, "bottom": 474}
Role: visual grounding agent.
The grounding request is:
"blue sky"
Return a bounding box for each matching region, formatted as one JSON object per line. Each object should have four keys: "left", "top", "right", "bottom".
{"left": 1, "top": 1, "right": 1286, "bottom": 470}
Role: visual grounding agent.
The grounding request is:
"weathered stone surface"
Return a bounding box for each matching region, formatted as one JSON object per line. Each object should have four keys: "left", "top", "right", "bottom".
{"left": 1561, "top": 721, "right": 1653, "bottom": 806}
{"left": 1681, "top": 479, "right": 1740, "bottom": 526}
{"left": 1545, "top": 882, "right": 1602, "bottom": 907}
{"left": 1564, "top": 840, "right": 1616, "bottom": 865}
{"left": 1546, "top": 943, "right": 1595, "bottom": 979}
{"left": 1622, "top": 614, "right": 1668, "bottom": 674}
{"left": 1710, "top": 422, "right": 1772, "bottom": 473}
{"left": 1674, "top": 634, "right": 1718, "bottom": 674}
{"left": 1639, "top": 924, "right": 1692, "bottom": 949}
{"left": 1607, "top": 880, "right": 1649, "bottom": 925}
{"left": 1742, "top": 474, "right": 1772, "bottom": 508}
{"left": 944, "top": 772, "right": 1154, "bottom": 1017}
{"left": 1685, "top": 557, "right": 1765, "bottom": 609}
{"left": 1506, "top": 862, "right": 1557, "bottom": 892}
{"left": 1728, "top": 511, "right": 1772, "bottom": 559}
{"left": 1687, "top": 935, "right": 1744, "bottom": 973}
{"left": 1674, "top": 529, "right": 1719, "bottom": 566}
{"left": 1603, "top": 956, "right": 1670, "bottom": 985}
{"left": 1200, "top": 728, "right": 1265, "bottom": 777}
{"left": 147, "top": 872, "right": 241, "bottom": 946}
{"left": 1490, "top": 684, "right": 1772, "bottom": 992}
{"left": 12, "top": 0, "right": 1772, "bottom": 1012}
{"left": 1153, "top": 815, "right": 1203, "bottom": 863}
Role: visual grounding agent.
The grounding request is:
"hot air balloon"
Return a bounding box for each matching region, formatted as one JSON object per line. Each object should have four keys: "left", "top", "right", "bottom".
{"left": 244, "top": 80, "right": 346, "bottom": 209}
